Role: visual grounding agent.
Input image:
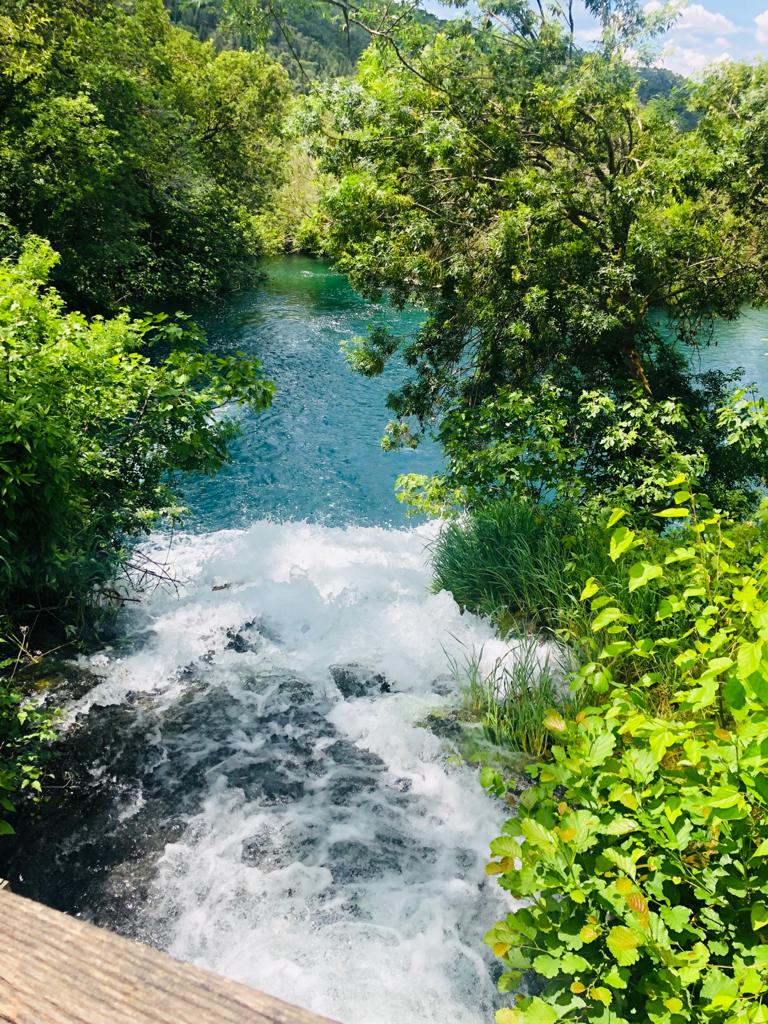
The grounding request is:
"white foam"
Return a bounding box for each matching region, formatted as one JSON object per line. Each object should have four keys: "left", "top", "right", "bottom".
{"left": 78, "top": 519, "right": 517, "bottom": 1023}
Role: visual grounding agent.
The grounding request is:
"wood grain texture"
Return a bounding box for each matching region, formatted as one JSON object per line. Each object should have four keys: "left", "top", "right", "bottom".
{"left": 0, "top": 889, "right": 340, "bottom": 1024}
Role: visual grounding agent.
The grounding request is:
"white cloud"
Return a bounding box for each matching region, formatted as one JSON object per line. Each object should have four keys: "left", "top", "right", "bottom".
{"left": 574, "top": 26, "right": 601, "bottom": 43}
{"left": 676, "top": 4, "right": 736, "bottom": 36}
{"left": 644, "top": 2, "right": 737, "bottom": 38}
{"left": 757, "top": 10, "right": 768, "bottom": 46}
{"left": 657, "top": 44, "right": 733, "bottom": 77}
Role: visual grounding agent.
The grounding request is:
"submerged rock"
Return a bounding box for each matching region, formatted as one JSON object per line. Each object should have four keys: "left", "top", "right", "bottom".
{"left": 330, "top": 663, "right": 391, "bottom": 699}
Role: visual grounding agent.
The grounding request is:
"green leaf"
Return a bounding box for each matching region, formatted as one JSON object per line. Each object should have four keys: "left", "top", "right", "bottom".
{"left": 665, "top": 546, "right": 696, "bottom": 565}
{"left": 603, "top": 817, "right": 639, "bottom": 836}
{"left": 520, "top": 818, "right": 556, "bottom": 850}
{"left": 607, "top": 508, "right": 627, "bottom": 529}
{"left": 627, "top": 561, "right": 663, "bottom": 593}
{"left": 587, "top": 731, "right": 616, "bottom": 766}
{"left": 609, "top": 526, "right": 636, "bottom": 563}
{"left": 654, "top": 508, "right": 690, "bottom": 518}
{"left": 602, "top": 848, "right": 636, "bottom": 879}
{"left": 496, "top": 998, "right": 559, "bottom": 1024}
{"left": 601, "top": 640, "right": 631, "bottom": 657}
{"left": 490, "top": 836, "right": 521, "bottom": 858}
{"left": 606, "top": 926, "right": 643, "bottom": 966}
{"left": 592, "top": 607, "right": 625, "bottom": 632}
{"left": 738, "top": 640, "right": 764, "bottom": 680}
{"left": 580, "top": 577, "right": 600, "bottom": 601}
{"left": 751, "top": 903, "right": 768, "bottom": 931}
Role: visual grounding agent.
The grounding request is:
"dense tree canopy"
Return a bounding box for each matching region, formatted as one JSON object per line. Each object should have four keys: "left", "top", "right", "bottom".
{"left": 306, "top": 0, "right": 768, "bottom": 516}
{"left": 0, "top": 0, "right": 290, "bottom": 311}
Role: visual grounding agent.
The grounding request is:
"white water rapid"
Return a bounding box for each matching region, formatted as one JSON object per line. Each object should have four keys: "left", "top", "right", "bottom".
{"left": 47, "top": 519, "right": 520, "bottom": 1023}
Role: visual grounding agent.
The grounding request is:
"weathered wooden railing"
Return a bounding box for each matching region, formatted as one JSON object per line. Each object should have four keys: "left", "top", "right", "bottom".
{"left": 0, "top": 889, "right": 340, "bottom": 1024}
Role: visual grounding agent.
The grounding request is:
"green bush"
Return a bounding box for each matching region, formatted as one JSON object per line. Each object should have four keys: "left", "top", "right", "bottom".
{"left": 483, "top": 488, "right": 768, "bottom": 1024}
{"left": 0, "top": 237, "right": 274, "bottom": 626}
{"left": 0, "top": 639, "right": 57, "bottom": 838}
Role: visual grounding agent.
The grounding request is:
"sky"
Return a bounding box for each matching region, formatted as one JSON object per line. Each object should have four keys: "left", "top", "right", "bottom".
{"left": 576, "top": 0, "right": 768, "bottom": 77}
{"left": 422, "top": 1, "right": 768, "bottom": 78}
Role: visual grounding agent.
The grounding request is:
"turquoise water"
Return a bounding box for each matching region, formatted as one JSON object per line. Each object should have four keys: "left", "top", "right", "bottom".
{"left": 182, "top": 256, "right": 441, "bottom": 531}
{"left": 686, "top": 307, "right": 768, "bottom": 392}
{"left": 183, "top": 259, "right": 768, "bottom": 533}
{"left": 6, "top": 262, "right": 768, "bottom": 1024}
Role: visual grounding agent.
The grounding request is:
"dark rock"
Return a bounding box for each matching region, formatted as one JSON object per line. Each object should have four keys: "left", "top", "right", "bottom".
{"left": 330, "top": 663, "right": 391, "bottom": 699}
{"left": 227, "top": 765, "right": 305, "bottom": 805}
{"left": 325, "top": 739, "right": 382, "bottom": 767}
{"left": 326, "top": 771, "right": 379, "bottom": 805}
{"left": 327, "top": 840, "right": 402, "bottom": 881}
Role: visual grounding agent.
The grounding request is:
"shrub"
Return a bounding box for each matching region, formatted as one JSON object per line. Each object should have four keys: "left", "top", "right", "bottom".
{"left": 0, "top": 238, "right": 274, "bottom": 628}
{"left": 0, "top": 627, "right": 57, "bottom": 838}
{"left": 483, "top": 487, "right": 768, "bottom": 1023}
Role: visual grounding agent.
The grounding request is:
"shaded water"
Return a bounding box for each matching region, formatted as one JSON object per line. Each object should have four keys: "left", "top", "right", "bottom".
{"left": 5, "top": 260, "right": 768, "bottom": 1022}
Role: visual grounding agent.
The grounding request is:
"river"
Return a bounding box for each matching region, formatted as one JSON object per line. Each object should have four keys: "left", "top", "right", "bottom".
{"left": 2, "top": 258, "right": 515, "bottom": 1024}
{"left": 3, "top": 259, "right": 767, "bottom": 1023}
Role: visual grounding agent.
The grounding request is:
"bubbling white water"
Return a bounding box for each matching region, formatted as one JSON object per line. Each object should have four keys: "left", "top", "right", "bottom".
{"left": 77, "top": 520, "right": 519, "bottom": 1024}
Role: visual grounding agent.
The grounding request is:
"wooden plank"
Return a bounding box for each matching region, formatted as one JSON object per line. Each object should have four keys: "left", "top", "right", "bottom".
{"left": 0, "top": 889, "right": 340, "bottom": 1024}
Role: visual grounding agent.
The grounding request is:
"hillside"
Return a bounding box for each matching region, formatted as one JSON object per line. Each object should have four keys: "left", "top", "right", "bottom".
{"left": 165, "top": 0, "right": 368, "bottom": 79}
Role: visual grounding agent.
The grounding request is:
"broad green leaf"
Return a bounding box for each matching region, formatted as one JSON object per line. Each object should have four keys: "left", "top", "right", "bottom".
{"left": 601, "top": 640, "right": 632, "bottom": 657}
{"left": 496, "top": 998, "right": 559, "bottom": 1024}
{"left": 580, "top": 577, "right": 599, "bottom": 601}
{"left": 592, "top": 607, "right": 625, "bottom": 632}
{"left": 606, "top": 926, "right": 643, "bottom": 966}
{"left": 628, "top": 561, "right": 663, "bottom": 593}
{"left": 543, "top": 711, "right": 566, "bottom": 733}
{"left": 603, "top": 817, "right": 639, "bottom": 836}
{"left": 665, "top": 546, "right": 696, "bottom": 565}
{"left": 490, "top": 836, "right": 521, "bottom": 858}
{"left": 520, "top": 818, "right": 556, "bottom": 850}
{"left": 738, "top": 640, "right": 764, "bottom": 680}
{"left": 603, "top": 848, "right": 636, "bottom": 879}
{"left": 654, "top": 508, "right": 690, "bottom": 518}
{"left": 752, "top": 903, "right": 768, "bottom": 931}
{"left": 607, "top": 508, "right": 627, "bottom": 529}
{"left": 610, "top": 526, "right": 636, "bottom": 563}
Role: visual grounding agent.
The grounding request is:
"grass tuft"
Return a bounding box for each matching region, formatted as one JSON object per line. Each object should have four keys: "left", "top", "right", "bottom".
{"left": 447, "top": 639, "right": 574, "bottom": 759}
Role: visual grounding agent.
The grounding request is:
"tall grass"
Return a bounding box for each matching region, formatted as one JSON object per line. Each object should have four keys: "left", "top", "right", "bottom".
{"left": 432, "top": 498, "right": 691, "bottom": 727}
{"left": 432, "top": 502, "right": 580, "bottom": 631}
{"left": 431, "top": 499, "right": 664, "bottom": 641}
{"left": 447, "top": 639, "right": 574, "bottom": 759}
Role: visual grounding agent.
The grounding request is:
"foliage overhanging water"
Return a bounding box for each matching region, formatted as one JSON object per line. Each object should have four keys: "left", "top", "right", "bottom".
{"left": 4, "top": 259, "right": 768, "bottom": 1023}
{"left": 2, "top": 259, "right": 514, "bottom": 1024}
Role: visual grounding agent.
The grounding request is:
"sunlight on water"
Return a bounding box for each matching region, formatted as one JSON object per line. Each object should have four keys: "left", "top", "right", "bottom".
{"left": 7, "top": 261, "right": 768, "bottom": 1024}
{"left": 181, "top": 257, "right": 442, "bottom": 531}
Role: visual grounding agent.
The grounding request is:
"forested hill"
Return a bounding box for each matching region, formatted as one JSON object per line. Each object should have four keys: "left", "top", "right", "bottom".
{"left": 165, "top": 0, "right": 370, "bottom": 79}
{"left": 167, "top": 0, "right": 690, "bottom": 107}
